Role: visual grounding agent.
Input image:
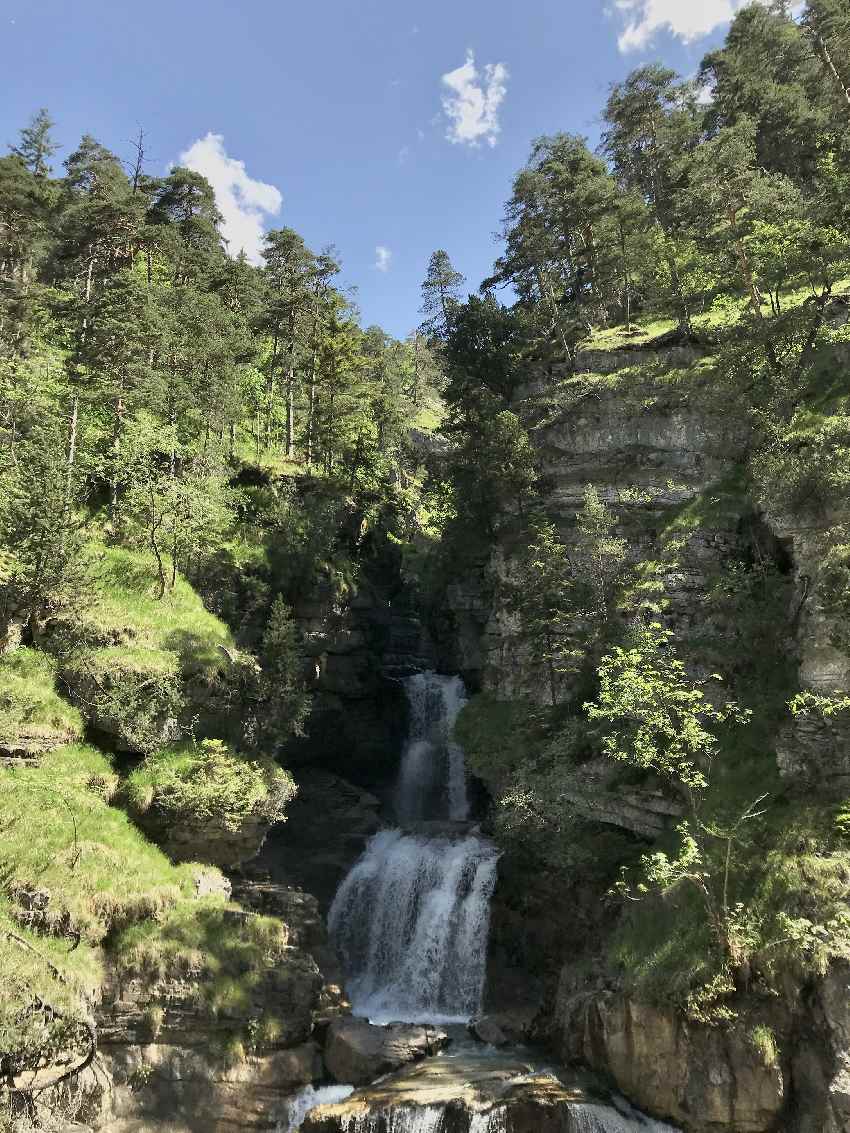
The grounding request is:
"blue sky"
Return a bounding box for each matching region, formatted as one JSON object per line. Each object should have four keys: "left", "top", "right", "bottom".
{"left": 3, "top": 0, "right": 751, "bottom": 338}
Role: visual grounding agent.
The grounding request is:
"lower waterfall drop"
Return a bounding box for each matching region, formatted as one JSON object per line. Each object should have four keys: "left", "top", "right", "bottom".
{"left": 328, "top": 828, "right": 498, "bottom": 1023}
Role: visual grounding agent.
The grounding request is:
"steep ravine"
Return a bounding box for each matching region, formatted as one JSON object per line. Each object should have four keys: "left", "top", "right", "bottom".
{"left": 289, "top": 671, "right": 680, "bottom": 1133}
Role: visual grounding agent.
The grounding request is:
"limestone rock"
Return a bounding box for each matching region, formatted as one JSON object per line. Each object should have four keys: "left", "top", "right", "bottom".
{"left": 256, "top": 770, "right": 382, "bottom": 908}
{"left": 99, "top": 944, "right": 322, "bottom": 1051}
{"left": 468, "top": 1011, "right": 534, "bottom": 1047}
{"left": 131, "top": 802, "right": 274, "bottom": 869}
{"left": 323, "top": 1019, "right": 450, "bottom": 1086}
{"left": 556, "top": 990, "right": 784, "bottom": 1132}
{"left": 102, "top": 1041, "right": 321, "bottom": 1130}
{"left": 469, "top": 1016, "right": 508, "bottom": 1047}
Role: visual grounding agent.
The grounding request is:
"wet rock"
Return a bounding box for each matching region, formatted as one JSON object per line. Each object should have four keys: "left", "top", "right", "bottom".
{"left": 469, "top": 1012, "right": 535, "bottom": 1048}
{"left": 469, "top": 1017, "right": 509, "bottom": 1047}
{"left": 256, "top": 770, "right": 382, "bottom": 909}
{"left": 323, "top": 1019, "right": 450, "bottom": 1086}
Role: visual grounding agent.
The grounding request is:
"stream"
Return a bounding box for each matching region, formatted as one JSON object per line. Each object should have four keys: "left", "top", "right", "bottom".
{"left": 286, "top": 672, "right": 679, "bottom": 1133}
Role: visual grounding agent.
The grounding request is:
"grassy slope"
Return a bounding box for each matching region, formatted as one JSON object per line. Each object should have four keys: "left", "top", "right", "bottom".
{"left": 0, "top": 547, "right": 288, "bottom": 1060}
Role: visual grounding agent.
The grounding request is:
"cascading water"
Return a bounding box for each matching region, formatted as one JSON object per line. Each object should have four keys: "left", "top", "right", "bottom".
{"left": 395, "top": 672, "right": 470, "bottom": 823}
{"left": 284, "top": 1086, "right": 355, "bottom": 1132}
{"left": 312, "top": 671, "right": 682, "bottom": 1133}
{"left": 328, "top": 672, "right": 496, "bottom": 1024}
{"left": 311, "top": 1103, "right": 680, "bottom": 1132}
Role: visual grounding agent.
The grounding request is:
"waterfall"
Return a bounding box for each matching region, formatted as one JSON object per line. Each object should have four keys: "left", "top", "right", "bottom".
{"left": 319, "top": 670, "right": 681, "bottom": 1133}
{"left": 328, "top": 828, "right": 497, "bottom": 1024}
{"left": 329, "top": 672, "right": 495, "bottom": 1024}
{"left": 570, "top": 1103, "right": 680, "bottom": 1132}
{"left": 317, "top": 1103, "right": 679, "bottom": 1132}
{"left": 341, "top": 1107, "right": 444, "bottom": 1132}
{"left": 283, "top": 1085, "right": 355, "bottom": 1131}
{"left": 395, "top": 672, "right": 469, "bottom": 823}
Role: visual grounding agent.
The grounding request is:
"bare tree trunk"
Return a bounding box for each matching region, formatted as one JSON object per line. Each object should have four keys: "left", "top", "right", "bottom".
{"left": 812, "top": 29, "right": 850, "bottom": 112}
{"left": 110, "top": 395, "right": 125, "bottom": 525}
{"left": 65, "top": 393, "right": 79, "bottom": 508}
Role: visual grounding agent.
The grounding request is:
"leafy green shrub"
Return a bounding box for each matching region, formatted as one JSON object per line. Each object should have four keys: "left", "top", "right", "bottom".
{"left": 752, "top": 412, "right": 850, "bottom": 516}
{"left": 126, "top": 739, "right": 297, "bottom": 832}
{"left": 113, "top": 899, "right": 288, "bottom": 1015}
{"left": 62, "top": 645, "right": 183, "bottom": 755}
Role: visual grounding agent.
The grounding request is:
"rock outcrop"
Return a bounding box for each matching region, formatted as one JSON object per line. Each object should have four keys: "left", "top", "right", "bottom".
{"left": 256, "top": 768, "right": 382, "bottom": 909}
{"left": 323, "top": 1019, "right": 449, "bottom": 1086}
{"left": 556, "top": 990, "right": 784, "bottom": 1132}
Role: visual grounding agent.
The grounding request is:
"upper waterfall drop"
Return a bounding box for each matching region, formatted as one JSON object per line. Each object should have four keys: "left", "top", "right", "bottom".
{"left": 395, "top": 671, "right": 470, "bottom": 824}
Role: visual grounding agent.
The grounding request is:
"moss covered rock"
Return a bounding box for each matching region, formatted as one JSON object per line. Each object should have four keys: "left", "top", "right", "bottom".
{"left": 125, "top": 739, "right": 297, "bottom": 867}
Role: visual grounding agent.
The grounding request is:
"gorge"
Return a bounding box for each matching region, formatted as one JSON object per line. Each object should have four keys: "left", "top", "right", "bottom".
{"left": 5, "top": 4, "right": 850, "bottom": 1131}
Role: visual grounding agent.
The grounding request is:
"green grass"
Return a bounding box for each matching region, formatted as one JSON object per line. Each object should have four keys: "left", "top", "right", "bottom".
{"left": 0, "top": 743, "right": 204, "bottom": 945}
{"left": 113, "top": 899, "right": 288, "bottom": 1016}
{"left": 0, "top": 648, "right": 83, "bottom": 752}
{"left": 84, "top": 543, "right": 235, "bottom": 678}
{"left": 125, "top": 739, "right": 296, "bottom": 831}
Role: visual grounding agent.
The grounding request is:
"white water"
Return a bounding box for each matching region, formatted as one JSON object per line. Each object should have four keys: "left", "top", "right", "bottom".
{"left": 570, "top": 1102, "right": 680, "bottom": 1132}
{"left": 329, "top": 672, "right": 494, "bottom": 1024}
{"left": 341, "top": 1107, "right": 444, "bottom": 1132}
{"left": 318, "top": 670, "right": 681, "bottom": 1133}
{"left": 283, "top": 1085, "right": 355, "bottom": 1131}
{"left": 325, "top": 1103, "right": 679, "bottom": 1132}
{"left": 395, "top": 672, "right": 469, "bottom": 823}
{"left": 328, "top": 827, "right": 498, "bottom": 1024}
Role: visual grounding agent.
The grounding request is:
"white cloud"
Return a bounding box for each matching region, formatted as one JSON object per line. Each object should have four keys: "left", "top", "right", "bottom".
{"left": 179, "top": 132, "right": 282, "bottom": 264}
{"left": 375, "top": 245, "right": 392, "bottom": 272}
{"left": 441, "top": 50, "right": 508, "bottom": 148}
{"left": 613, "top": 0, "right": 750, "bottom": 52}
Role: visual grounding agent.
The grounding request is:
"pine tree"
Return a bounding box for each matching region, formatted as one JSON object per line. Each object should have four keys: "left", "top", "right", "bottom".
{"left": 420, "top": 250, "right": 465, "bottom": 338}
{"left": 11, "top": 109, "right": 58, "bottom": 178}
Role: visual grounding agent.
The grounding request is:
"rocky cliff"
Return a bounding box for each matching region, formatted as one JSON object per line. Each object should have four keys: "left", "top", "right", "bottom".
{"left": 443, "top": 340, "right": 850, "bottom": 1132}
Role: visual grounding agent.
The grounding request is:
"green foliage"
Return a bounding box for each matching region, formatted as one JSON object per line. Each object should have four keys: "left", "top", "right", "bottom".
{"left": 509, "top": 518, "right": 579, "bottom": 705}
{"left": 752, "top": 411, "right": 850, "bottom": 516}
{"left": 125, "top": 738, "right": 297, "bottom": 832}
{"left": 586, "top": 621, "right": 749, "bottom": 790}
{"left": 113, "top": 899, "right": 288, "bottom": 1017}
{"left": 0, "top": 743, "right": 198, "bottom": 945}
{"left": 254, "top": 596, "right": 310, "bottom": 748}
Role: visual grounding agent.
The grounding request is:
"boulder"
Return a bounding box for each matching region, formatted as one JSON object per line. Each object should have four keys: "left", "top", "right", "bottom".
{"left": 323, "top": 1019, "right": 449, "bottom": 1086}
{"left": 469, "top": 1017, "right": 508, "bottom": 1047}
{"left": 468, "top": 1011, "right": 534, "bottom": 1048}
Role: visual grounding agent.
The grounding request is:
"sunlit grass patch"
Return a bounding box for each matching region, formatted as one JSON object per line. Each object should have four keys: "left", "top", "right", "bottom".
{"left": 0, "top": 648, "right": 83, "bottom": 753}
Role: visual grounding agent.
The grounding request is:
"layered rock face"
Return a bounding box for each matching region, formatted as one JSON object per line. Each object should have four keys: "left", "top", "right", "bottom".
{"left": 87, "top": 885, "right": 328, "bottom": 1131}
{"left": 450, "top": 346, "right": 753, "bottom": 705}
{"left": 556, "top": 991, "right": 784, "bottom": 1133}
{"left": 441, "top": 344, "right": 850, "bottom": 1132}
{"left": 256, "top": 769, "right": 382, "bottom": 909}
{"left": 290, "top": 576, "right": 435, "bottom": 788}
